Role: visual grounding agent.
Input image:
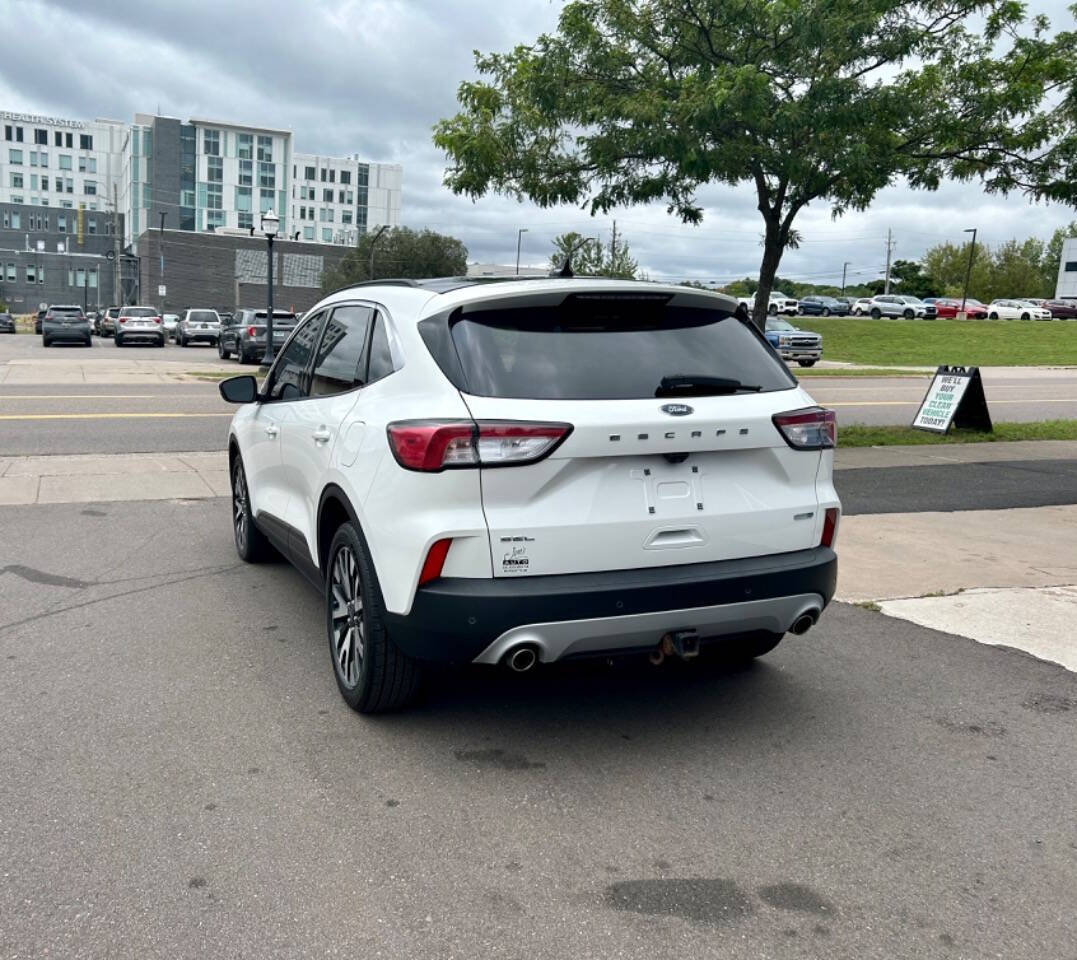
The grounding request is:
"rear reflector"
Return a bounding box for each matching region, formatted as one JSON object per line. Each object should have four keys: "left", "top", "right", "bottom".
{"left": 773, "top": 407, "right": 836, "bottom": 450}
{"left": 387, "top": 420, "right": 572, "bottom": 472}
{"left": 821, "top": 507, "right": 839, "bottom": 547}
{"left": 418, "top": 538, "right": 453, "bottom": 585}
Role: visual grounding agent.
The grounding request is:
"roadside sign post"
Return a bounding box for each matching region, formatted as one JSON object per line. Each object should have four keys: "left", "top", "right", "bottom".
{"left": 911, "top": 365, "right": 992, "bottom": 434}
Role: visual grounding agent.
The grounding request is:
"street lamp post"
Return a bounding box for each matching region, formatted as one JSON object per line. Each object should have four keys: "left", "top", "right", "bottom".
{"left": 515, "top": 228, "right": 528, "bottom": 275}
{"left": 260, "top": 210, "right": 280, "bottom": 368}
{"left": 841, "top": 262, "right": 850, "bottom": 297}
{"left": 961, "top": 228, "right": 977, "bottom": 316}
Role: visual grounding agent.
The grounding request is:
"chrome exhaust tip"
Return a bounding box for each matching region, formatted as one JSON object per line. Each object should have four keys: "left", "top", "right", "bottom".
{"left": 504, "top": 645, "right": 539, "bottom": 672}
{"left": 789, "top": 611, "right": 820, "bottom": 636}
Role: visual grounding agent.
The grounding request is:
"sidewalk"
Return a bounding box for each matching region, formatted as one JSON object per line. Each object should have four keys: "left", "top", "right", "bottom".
{"left": 0, "top": 451, "right": 228, "bottom": 504}
{"left": 0, "top": 358, "right": 236, "bottom": 385}
{"left": 834, "top": 438, "right": 1077, "bottom": 469}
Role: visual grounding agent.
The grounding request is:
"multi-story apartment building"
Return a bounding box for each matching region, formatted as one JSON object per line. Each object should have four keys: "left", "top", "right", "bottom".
{"left": 2, "top": 107, "right": 401, "bottom": 260}
{"left": 291, "top": 152, "right": 402, "bottom": 247}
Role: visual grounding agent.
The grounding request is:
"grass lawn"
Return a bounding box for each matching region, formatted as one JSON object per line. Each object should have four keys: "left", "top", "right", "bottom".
{"left": 798, "top": 316, "right": 1077, "bottom": 366}
{"left": 840, "top": 420, "right": 1077, "bottom": 447}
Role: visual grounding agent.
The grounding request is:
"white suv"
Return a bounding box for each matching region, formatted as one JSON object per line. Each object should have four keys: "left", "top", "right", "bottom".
{"left": 220, "top": 279, "right": 840, "bottom": 713}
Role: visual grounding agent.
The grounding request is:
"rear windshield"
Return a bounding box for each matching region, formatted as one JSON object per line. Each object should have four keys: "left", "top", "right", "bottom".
{"left": 121, "top": 307, "right": 157, "bottom": 317}
{"left": 446, "top": 300, "right": 794, "bottom": 400}
{"left": 189, "top": 310, "right": 218, "bottom": 322}
{"left": 253, "top": 312, "right": 296, "bottom": 323}
{"left": 50, "top": 306, "right": 84, "bottom": 316}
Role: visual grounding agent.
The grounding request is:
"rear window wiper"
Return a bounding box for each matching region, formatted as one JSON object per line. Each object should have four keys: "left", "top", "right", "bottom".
{"left": 656, "top": 375, "right": 762, "bottom": 397}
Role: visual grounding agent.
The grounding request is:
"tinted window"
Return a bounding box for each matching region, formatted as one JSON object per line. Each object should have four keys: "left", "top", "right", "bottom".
{"left": 266, "top": 314, "right": 322, "bottom": 401}
{"left": 121, "top": 307, "right": 156, "bottom": 317}
{"left": 446, "top": 300, "right": 793, "bottom": 400}
{"left": 310, "top": 305, "right": 372, "bottom": 397}
{"left": 367, "top": 314, "right": 395, "bottom": 383}
{"left": 49, "top": 306, "right": 84, "bottom": 317}
{"left": 189, "top": 310, "right": 218, "bottom": 322}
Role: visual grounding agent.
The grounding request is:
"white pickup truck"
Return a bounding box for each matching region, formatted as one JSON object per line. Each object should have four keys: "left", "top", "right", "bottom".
{"left": 738, "top": 292, "right": 799, "bottom": 316}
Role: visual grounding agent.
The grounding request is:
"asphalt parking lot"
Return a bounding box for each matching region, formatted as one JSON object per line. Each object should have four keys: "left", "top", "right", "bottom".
{"left": 2, "top": 498, "right": 1076, "bottom": 959}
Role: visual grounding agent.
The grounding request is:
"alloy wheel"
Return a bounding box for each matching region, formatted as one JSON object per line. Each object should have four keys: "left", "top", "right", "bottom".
{"left": 330, "top": 546, "right": 364, "bottom": 688}
{"left": 232, "top": 462, "right": 248, "bottom": 553}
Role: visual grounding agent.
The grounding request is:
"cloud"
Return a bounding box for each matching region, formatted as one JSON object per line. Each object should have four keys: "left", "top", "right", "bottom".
{"left": 1, "top": 0, "right": 1073, "bottom": 285}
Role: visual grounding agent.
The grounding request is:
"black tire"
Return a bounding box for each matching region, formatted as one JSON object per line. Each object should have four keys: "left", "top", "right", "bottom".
{"left": 989, "top": 311, "right": 999, "bottom": 320}
{"left": 179, "top": 334, "right": 187, "bottom": 347}
{"left": 767, "top": 304, "right": 778, "bottom": 316}
{"left": 114, "top": 336, "right": 123, "bottom": 346}
{"left": 84, "top": 339, "right": 92, "bottom": 348}
{"left": 798, "top": 359, "right": 816, "bottom": 367}
{"left": 42, "top": 338, "right": 50, "bottom": 347}
{"left": 237, "top": 346, "right": 251, "bottom": 365}
{"left": 230, "top": 454, "right": 273, "bottom": 563}
{"left": 903, "top": 309, "right": 914, "bottom": 319}
{"left": 870, "top": 308, "right": 882, "bottom": 320}
{"left": 325, "top": 521, "right": 422, "bottom": 714}
{"left": 822, "top": 308, "right": 830, "bottom": 316}
{"left": 218, "top": 339, "right": 232, "bottom": 360}
{"left": 1021, "top": 313, "right": 1030, "bottom": 320}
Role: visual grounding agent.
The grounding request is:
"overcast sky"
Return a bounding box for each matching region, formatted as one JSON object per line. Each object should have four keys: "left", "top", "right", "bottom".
{"left": 1, "top": 0, "right": 1074, "bottom": 286}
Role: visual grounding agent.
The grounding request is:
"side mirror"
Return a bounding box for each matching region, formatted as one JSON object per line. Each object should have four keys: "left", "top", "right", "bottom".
{"left": 219, "top": 375, "right": 259, "bottom": 404}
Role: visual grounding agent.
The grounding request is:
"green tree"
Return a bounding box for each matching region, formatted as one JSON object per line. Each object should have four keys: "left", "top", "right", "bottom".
{"left": 886, "top": 259, "right": 938, "bottom": 299}
{"left": 320, "top": 227, "right": 468, "bottom": 292}
{"left": 923, "top": 241, "right": 994, "bottom": 300}
{"left": 434, "top": 0, "right": 1064, "bottom": 329}
{"left": 549, "top": 228, "right": 640, "bottom": 278}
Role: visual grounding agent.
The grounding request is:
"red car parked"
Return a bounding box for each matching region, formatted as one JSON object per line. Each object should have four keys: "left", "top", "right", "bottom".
{"left": 933, "top": 297, "right": 989, "bottom": 319}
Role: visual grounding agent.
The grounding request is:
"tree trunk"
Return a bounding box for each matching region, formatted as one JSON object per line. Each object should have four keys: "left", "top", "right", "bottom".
{"left": 752, "top": 219, "right": 784, "bottom": 332}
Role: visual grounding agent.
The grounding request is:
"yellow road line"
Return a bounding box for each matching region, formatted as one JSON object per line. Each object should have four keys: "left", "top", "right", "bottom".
{"left": 0, "top": 412, "right": 232, "bottom": 421}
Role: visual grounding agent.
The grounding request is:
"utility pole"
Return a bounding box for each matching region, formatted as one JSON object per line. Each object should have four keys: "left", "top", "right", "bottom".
{"left": 961, "top": 228, "right": 977, "bottom": 315}
{"left": 368, "top": 224, "right": 388, "bottom": 280}
{"left": 884, "top": 229, "right": 895, "bottom": 294}
{"left": 609, "top": 220, "right": 617, "bottom": 277}
{"left": 158, "top": 211, "right": 166, "bottom": 313}
{"left": 841, "top": 262, "right": 850, "bottom": 296}
{"left": 112, "top": 184, "right": 121, "bottom": 305}
{"left": 515, "top": 227, "right": 528, "bottom": 276}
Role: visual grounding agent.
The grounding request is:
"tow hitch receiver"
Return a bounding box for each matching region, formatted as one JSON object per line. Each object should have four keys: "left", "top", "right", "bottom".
{"left": 668, "top": 629, "right": 699, "bottom": 660}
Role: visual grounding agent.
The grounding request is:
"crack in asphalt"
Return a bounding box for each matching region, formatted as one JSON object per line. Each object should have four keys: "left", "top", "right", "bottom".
{"left": 0, "top": 562, "right": 243, "bottom": 635}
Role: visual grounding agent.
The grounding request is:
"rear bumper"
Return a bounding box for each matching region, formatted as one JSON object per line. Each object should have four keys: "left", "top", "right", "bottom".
{"left": 43, "top": 324, "right": 91, "bottom": 341}
{"left": 384, "top": 547, "right": 837, "bottom": 665}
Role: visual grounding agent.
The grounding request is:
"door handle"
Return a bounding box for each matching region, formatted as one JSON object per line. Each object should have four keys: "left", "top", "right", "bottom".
{"left": 312, "top": 427, "right": 332, "bottom": 444}
{"left": 265, "top": 424, "right": 279, "bottom": 438}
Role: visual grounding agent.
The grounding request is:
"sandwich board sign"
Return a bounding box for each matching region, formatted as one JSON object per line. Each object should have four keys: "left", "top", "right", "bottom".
{"left": 912, "top": 365, "right": 992, "bottom": 434}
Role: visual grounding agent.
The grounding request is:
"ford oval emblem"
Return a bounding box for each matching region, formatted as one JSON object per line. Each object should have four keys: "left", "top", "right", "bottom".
{"left": 661, "top": 403, "right": 694, "bottom": 417}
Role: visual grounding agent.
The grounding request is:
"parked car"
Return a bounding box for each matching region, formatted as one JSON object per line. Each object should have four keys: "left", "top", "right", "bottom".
{"left": 0, "top": 312, "right": 15, "bottom": 334}
{"left": 850, "top": 298, "right": 874, "bottom": 316}
{"left": 86, "top": 311, "right": 99, "bottom": 333}
{"left": 866, "top": 295, "right": 937, "bottom": 319}
{"left": 34, "top": 308, "right": 47, "bottom": 334}
{"left": 42, "top": 304, "right": 91, "bottom": 347}
{"left": 987, "top": 299, "right": 1052, "bottom": 320}
{"left": 114, "top": 305, "right": 165, "bottom": 347}
{"left": 765, "top": 317, "right": 823, "bottom": 367}
{"left": 798, "top": 295, "right": 849, "bottom": 317}
{"left": 1042, "top": 299, "right": 1077, "bottom": 319}
{"left": 162, "top": 313, "right": 181, "bottom": 339}
{"left": 931, "top": 297, "right": 988, "bottom": 319}
{"left": 737, "top": 292, "right": 799, "bottom": 316}
{"left": 218, "top": 308, "right": 298, "bottom": 364}
{"left": 175, "top": 308, "right": 221, "bottom": 346}
{"left": 218, "top": 278, "right": 840, "bottom": 712}
{"left": 97, "top": 305, "right": 121, "bottom": 337}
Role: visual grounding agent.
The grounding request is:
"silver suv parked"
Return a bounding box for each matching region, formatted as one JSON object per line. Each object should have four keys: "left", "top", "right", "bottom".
{"left": 175, "top": 309, "right": 221, "bottom": 347}
{"left": 114, "top": 306, "right": 165, "bottom": 347}
{"left": 867, "top": 295, "right": 937, "bottom": 319}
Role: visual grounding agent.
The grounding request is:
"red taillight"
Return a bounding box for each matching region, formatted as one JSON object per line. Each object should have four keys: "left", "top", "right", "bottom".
{"left": 387, "top": 420, "right": 572, "bottom": 472}
{"left": 118, "top": 317, "right": 126, "bottom": 324}
{"left": 418, "top": 538, "right": 453, "bottom": 586}
{"left": 773, "top": 407, "right": 836, "bottom": 450}
{"left": 248, "top": 326, "right": 258, "bottom": 337}
{"left": 821, "top": 507, "right": 839, "bottom": 547}
{"left": 152, "top": 316, "right": 161, "bottom": 324}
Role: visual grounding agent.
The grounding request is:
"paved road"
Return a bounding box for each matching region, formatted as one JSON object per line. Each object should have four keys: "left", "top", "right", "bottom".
{"left": 806, "top": 369, "right": 1077, "bottom": 425}
{"left": 0, "top": 330, "right": 228, "bottom": 366}
{"left": 1, "top": 499, "right": 1075, "bottom": 959}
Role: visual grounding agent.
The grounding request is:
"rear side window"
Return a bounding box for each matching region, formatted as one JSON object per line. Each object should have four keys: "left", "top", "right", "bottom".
{"left": 366, "top": 313, "right": 395, "bottom": 383}
{"left": 310, "top": 305, "right": 373, "bottom": 397}
{"left": 444, "top": 300, "right": 793, "bottom": 400}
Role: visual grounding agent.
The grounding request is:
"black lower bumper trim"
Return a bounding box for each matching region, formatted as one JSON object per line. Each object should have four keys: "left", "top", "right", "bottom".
{"left": 385, "top": 547, "right": 837, "bottom": 664}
